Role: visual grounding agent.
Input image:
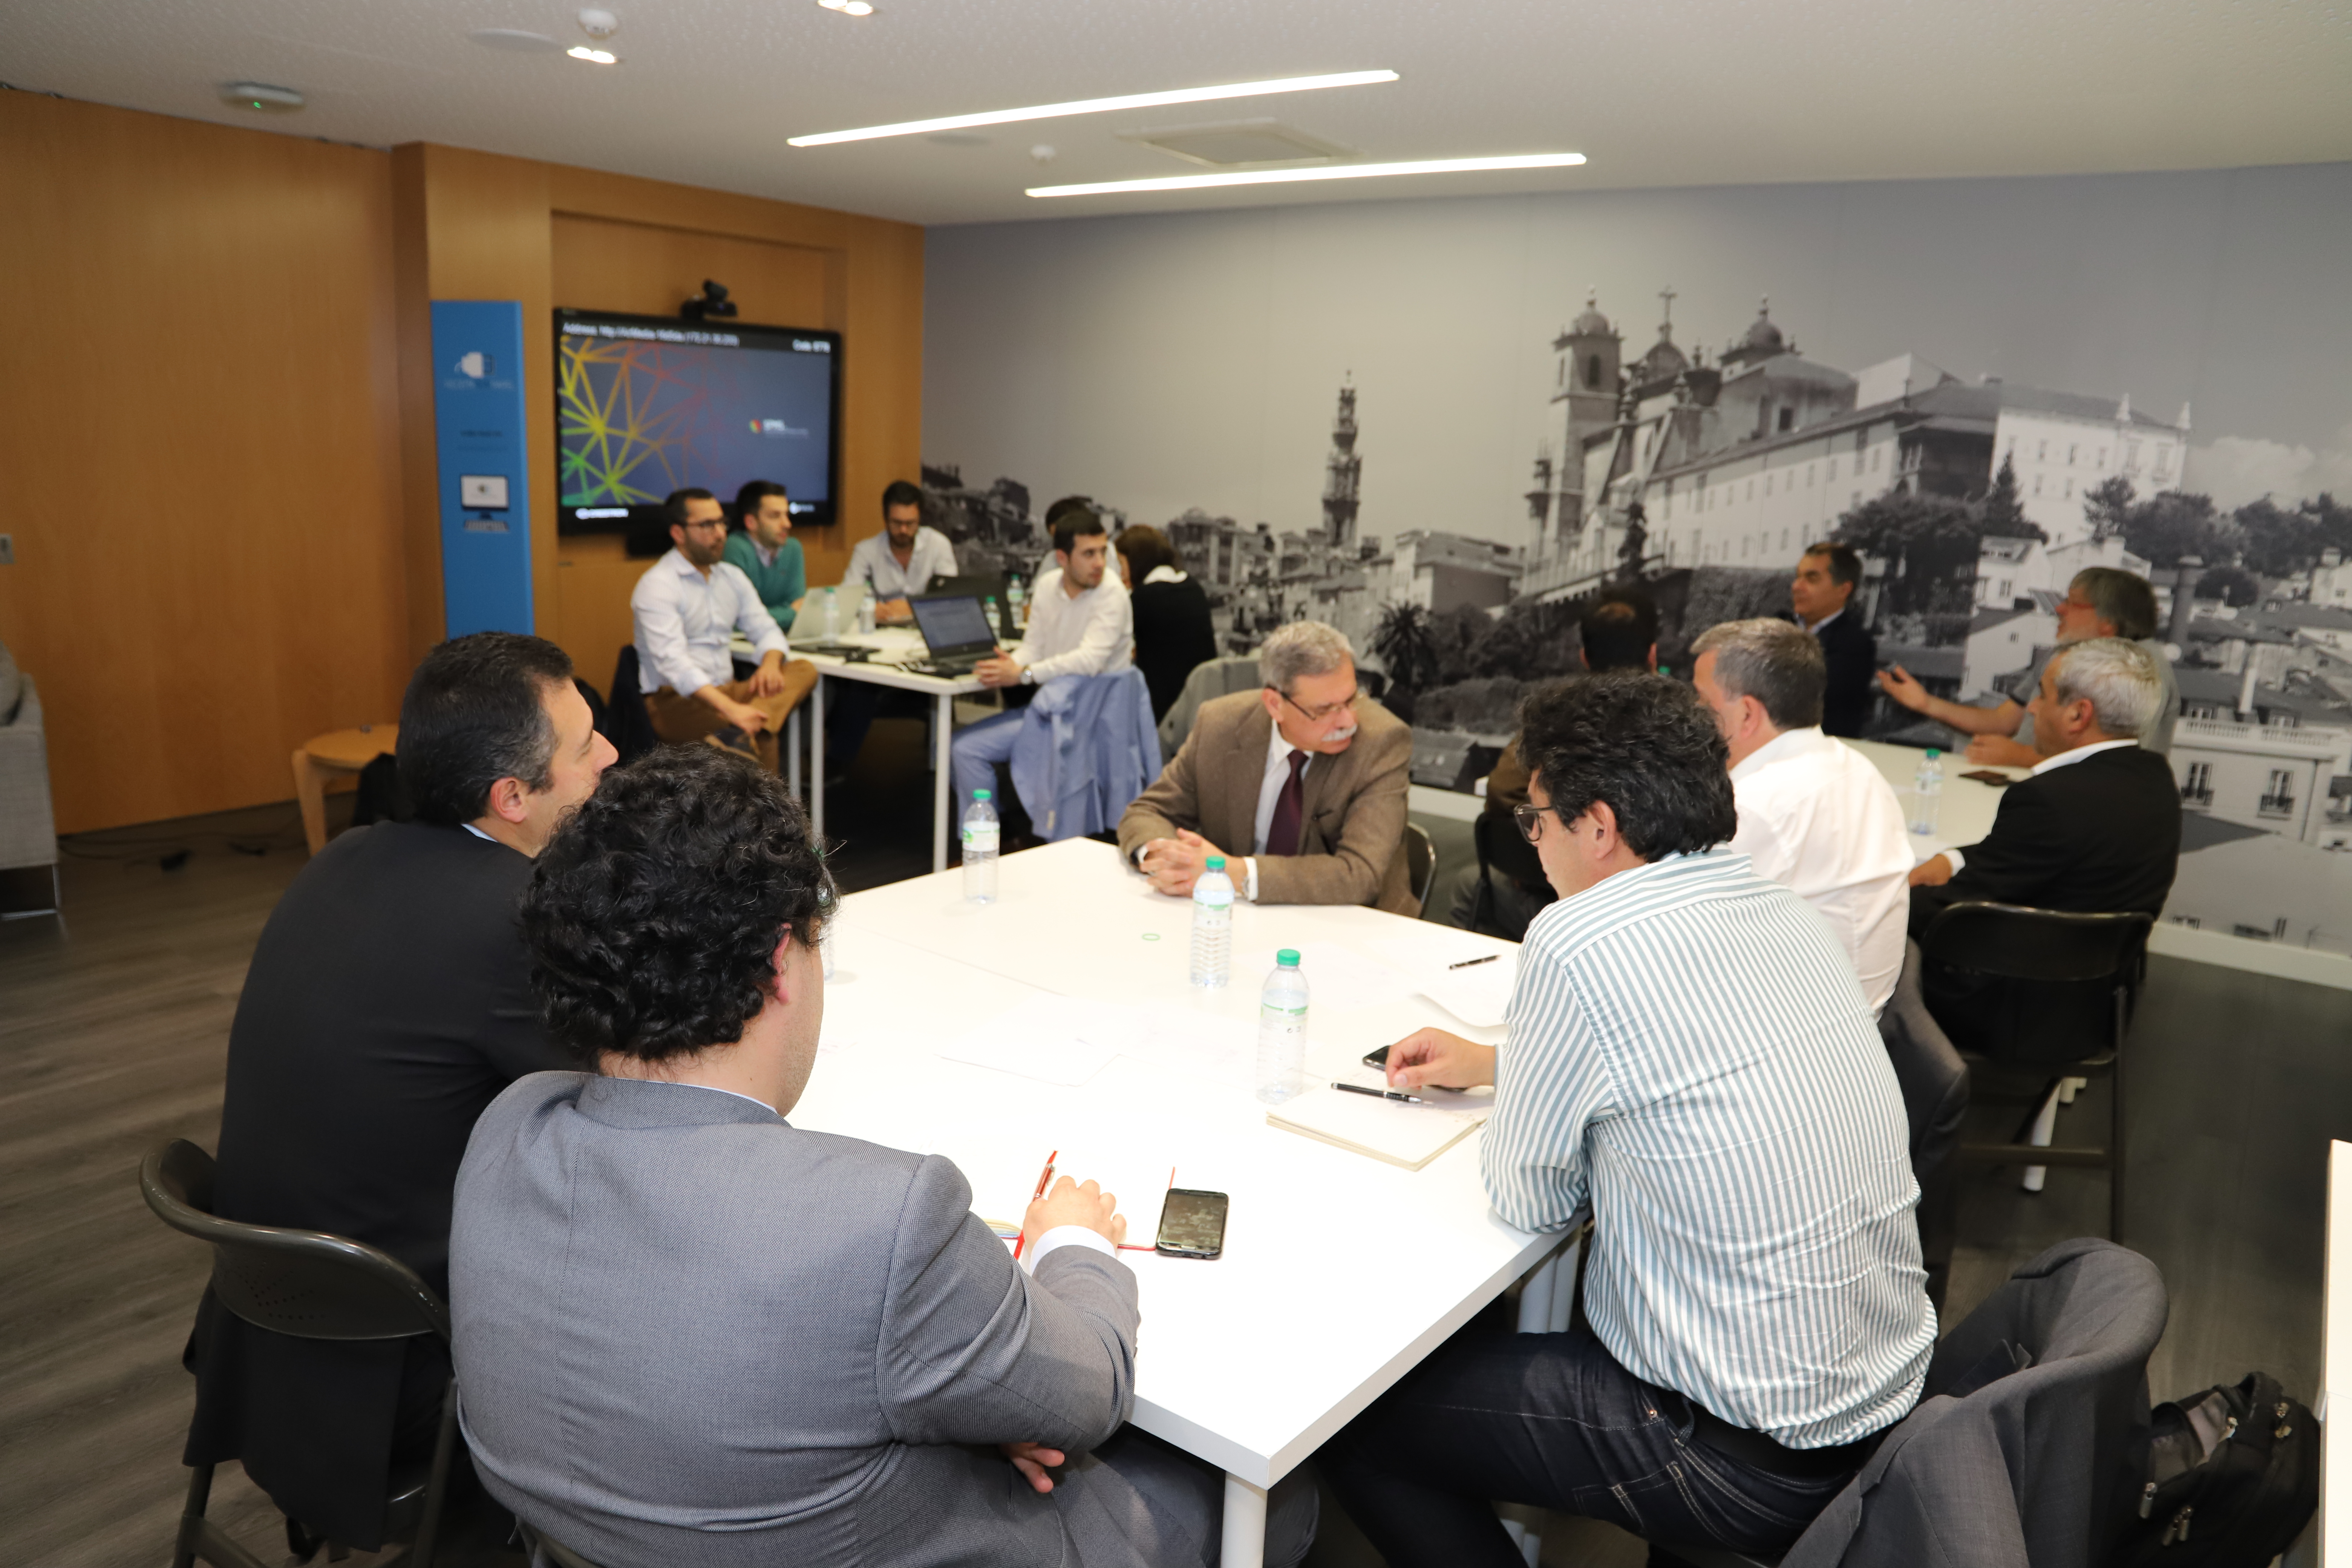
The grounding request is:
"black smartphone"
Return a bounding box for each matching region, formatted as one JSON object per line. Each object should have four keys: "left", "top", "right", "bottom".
{"left": 1154, "top": 1188, "right": 1229, "bottom": 1260}
{"left": 1362, "top": 1045, "right": 1390, "bottom": 1069}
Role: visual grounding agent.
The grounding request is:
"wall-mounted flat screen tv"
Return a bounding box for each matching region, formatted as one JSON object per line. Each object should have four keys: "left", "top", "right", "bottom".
{"left": 555, "top": 308, "right": 842, "bottom": 539}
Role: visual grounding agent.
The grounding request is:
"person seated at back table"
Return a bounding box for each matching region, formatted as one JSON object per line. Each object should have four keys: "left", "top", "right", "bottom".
{"left": 844, "top": 478, "right": 959, "bottom": 626}
{"left": 452, "top": 746, "right": 1317, "bottom": 1568}
{"left": 1907, "top": 637, "right": 2181, "bottom": 1037}
{"left": 1879, "top": 565, "right": 2180, "bottom": 766}
{"left": 1323, "top": 672, "right": 1931, "bottom": 1567}
{"left": 1452, "top": 586, "right": 1658, "bottom": 936}
{"left": 1119, "top": 620, "right": 1416, "bottom": 914}
{"left": 1113, "top": 523, "right": 1219, "bottom": 722}
{"left": 1692, "top": 617, "right": 1913, "bottom": 1015}
{"left": 1791, "top": 541, "right": 1879, "bottom": 738}
{"left": 722, "top": 478, "right": 806, "bottom": 634}
{"left": 631, "top": 486, "right": 817, "bottom": 774}
{"left": 949, "top": 505, "right": 1135, "bottom": 813}
{"left": 184, "top": 632, "right": 614, "bottom": 1556}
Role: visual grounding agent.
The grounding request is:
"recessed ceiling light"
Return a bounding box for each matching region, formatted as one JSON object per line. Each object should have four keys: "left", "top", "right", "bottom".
{"left": 788, "top": 69, "right": 1399, "bottom": 148}
{"left": 469, "top": 28, "right": 561, "bottom": 53}
{"left": 1027, "top": 152, "right": 1587, "bottom": 198}
{"left": 567, "top": 45, "right": 619, "bottom": 64}
{"left": 817, "top": 0, "right": 875, "bottom": 14}
{"left": 220, "top": 81, "right": 305, "bottom": 113}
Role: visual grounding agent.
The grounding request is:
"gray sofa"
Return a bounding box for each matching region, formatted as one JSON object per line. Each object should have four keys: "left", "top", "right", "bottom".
{"left": 0, "top": 640, "right": 60, "bottom": 914}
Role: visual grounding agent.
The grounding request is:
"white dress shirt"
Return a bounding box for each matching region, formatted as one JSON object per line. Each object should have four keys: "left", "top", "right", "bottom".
{"left": 630, "top": 550, "right": 789, "bottom": 696}
{"left": 845, "top": 526, "right": 960, "bottom": 602}
{"left": 1941, "top": 738, "right": 2139, "bottom": 875}
{"left": 1729, "top": 727, "right": 1912, "bottom": 1015}
{"left": 1014, "top": 568, "right": 1134, "bottom": 684}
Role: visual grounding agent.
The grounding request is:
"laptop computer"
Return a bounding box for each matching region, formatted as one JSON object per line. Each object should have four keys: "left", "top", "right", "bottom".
{"left": 924, "top": 574, "right": 1015, "bottom": 641}
{"left": 906, "top": 593, "right": 1002, "bottom": 677}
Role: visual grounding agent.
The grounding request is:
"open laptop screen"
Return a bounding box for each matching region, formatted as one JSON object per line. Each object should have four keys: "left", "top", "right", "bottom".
{"left": 908, "top": 594, "right": 997, "bottom": 656}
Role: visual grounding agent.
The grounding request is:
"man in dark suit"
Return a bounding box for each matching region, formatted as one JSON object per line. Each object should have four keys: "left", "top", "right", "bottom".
{"left": 1793, "top": 541, "right": 1878, "bottom": 737}
{"left": 1907, "top": 637, "right": 2180, "bottom": 1044}
{"left": 1118, "top": 620, "right": 1415, "bottom": 913}
{"left": 182, "top": 632, "right": 616, "bottom": 1553}
{"left": 455, "top": 746, "right": 1315, "bottom": 1566}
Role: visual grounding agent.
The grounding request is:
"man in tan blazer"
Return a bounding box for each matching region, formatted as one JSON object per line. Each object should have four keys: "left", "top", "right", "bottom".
{"left": 1119, "top": 621, "right": 1415, "bottom": 914}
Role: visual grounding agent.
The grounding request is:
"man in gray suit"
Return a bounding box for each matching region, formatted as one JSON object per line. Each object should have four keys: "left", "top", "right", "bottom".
{"left": 450, "top": 746, "right": 1313, "bottom": 1568}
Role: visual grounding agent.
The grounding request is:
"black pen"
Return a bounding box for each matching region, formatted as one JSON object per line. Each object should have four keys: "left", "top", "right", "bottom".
{"left": 1332, "top": 1081, "right": 1427, "bottom": 1106}
{"left": 1448, "top": 953, "right": 1501, "bottom": 970}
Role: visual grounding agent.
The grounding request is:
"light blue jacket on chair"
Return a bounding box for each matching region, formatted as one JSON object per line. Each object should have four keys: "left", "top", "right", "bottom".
{"left": 1010, "top": 669, "right": 1163, "bottom": 842}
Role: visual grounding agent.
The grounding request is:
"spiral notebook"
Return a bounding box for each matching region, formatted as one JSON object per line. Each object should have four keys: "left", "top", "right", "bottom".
{"left": 1265, "top": 1086, "right": 1493, "bottom": 1170}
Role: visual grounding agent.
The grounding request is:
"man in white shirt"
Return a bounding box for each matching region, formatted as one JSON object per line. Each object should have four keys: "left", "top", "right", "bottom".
{"left": 843, "top": 479, "right": 960, "bottom": 625}
{"left": 631, "top": 487, "right": 816, "bottom": 775}
{"left": 948, "top": 508, "right": 1134, "bottom": 810}
{"left": 1692, "top": 619, "right": 1913, "bottom": 1014}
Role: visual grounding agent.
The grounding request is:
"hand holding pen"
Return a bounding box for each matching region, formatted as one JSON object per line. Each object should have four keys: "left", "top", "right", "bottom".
{"left": 1017, "top": 1153, "right": 1128, "bottom": 1259}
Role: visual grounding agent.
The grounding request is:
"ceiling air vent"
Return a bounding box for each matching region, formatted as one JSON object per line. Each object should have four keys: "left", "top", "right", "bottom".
{"left": 1120, "top": 119, "right": 1355, "bottom": 169}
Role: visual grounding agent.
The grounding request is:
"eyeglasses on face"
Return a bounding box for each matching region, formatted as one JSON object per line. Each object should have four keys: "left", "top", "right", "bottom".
{"left": 1511, "top": 803, "right": 1566, "bottom": 844}
{"left": 1268, "top": 684, "right": 1364, "bottom": 725}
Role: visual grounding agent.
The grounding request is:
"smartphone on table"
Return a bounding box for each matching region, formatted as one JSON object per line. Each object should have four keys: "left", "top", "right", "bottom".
{"left": 1154, "top": 1188, "right": 1229, "bottom": 1260}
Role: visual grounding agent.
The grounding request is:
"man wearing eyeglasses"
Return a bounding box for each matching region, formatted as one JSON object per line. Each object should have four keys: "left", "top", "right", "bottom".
{"left": 1878, "top": 566, "right": 2177, "bottom": 765}
{"left": 631, "top": 487, "right": 817, "bottom": 774}
{"left": 1117, "top": 620, "right": 1416, "bottom": 914}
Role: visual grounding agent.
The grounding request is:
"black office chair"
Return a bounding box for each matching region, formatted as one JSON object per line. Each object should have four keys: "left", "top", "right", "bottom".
{"left": 603, "top": 646, "right": 661, "bottom": 766}
{"left": 1917, "top": 902, "right": 2154, "bottom": 1242}
{"left": 1879, "top": 940, "right": 1971, "bottom": 1312}
{"left": 1400, "top": 821, "right": 1437, "bottom": 917}
{"left": 1465, "top": 806, "right": 1554, "bottom": 940}
{"left": 141, "top": 1141, "right": 460, "bottom": 1568}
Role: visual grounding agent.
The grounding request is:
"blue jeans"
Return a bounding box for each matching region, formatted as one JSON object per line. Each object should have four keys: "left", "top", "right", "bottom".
{"left": 1321, "top": 1326, "right": 1859, "bottom": 1566}
{"left": 950, "top": 709, "right": 1024, "bottom": 824}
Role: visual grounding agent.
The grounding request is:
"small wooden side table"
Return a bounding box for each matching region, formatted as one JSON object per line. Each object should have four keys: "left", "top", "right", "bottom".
{"left": 292, "top": 724, "right": 398, "bottom": 854}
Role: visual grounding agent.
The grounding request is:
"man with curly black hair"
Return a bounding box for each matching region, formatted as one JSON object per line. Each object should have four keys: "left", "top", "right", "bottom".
{"left": 1325, "top": 672, "right": 1930, "bottom": 1566}
{"left": 451, "top": 747, "right": 1315, "bottom": 1568}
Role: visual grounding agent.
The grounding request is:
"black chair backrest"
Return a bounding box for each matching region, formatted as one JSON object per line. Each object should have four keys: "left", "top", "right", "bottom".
{"left": 141, "top": 1140, "right": 449, "bottom": 1344}
{"left": 1878, "top": 940, "right": 1969, "bottom": 1310}
{"left": 1920, "top": 902, "right": 2153, "bottom": 985}
{"left": 1474, "top": 807, "right": 1555, "bottom": 904}
{"left": 603, "top": 646, "right": 660, "bottom": 766}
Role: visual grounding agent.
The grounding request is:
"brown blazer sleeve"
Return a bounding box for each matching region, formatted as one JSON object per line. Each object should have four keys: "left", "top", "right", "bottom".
{"left": 1253, "top": 707, "right": 1413, "bottom": 911}
{"left": 1117, "top": 711, "right": 1209, "bottom": 863}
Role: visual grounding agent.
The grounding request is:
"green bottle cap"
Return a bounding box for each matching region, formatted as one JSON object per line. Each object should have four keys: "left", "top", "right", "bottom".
{"left": 1925, "top": 749, "right": 1941, "bottom": 760}
{"left": 974, "top": 789, "right": 992, "bottom": 801}
{"left": 1277, "top": 948, "right": 1300, "bottom": 966}
{"left": 1205, "top": 855, "right": 1226, "bottom": 870}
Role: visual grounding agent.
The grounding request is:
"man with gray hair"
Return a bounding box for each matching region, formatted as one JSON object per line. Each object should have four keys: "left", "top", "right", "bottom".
{"left": 1908, "top": 637, "right": 2182, "bottom": 955}
{"left": 1880, "top": 565, "right": 2180, "bottom": 763}
{"left": 1693, "top": 619, "right": 1914, "bottom": 1014}
{"left": 1117, "top": 620, "right": 1416, "bottom": 912}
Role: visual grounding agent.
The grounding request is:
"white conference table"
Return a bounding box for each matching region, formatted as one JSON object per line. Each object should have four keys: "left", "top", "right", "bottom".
{"left": 2322, "top": 1141, "right": 2352, "bottom": 1566}
{"left": 736, "top": 626, "right": 1000, "bottom": 874}
{"left": 1842, "top": 738, "right": 2021, "bottom": 865}
{"left": 801, "top": 838, "right": 1547, "bottom": 1567}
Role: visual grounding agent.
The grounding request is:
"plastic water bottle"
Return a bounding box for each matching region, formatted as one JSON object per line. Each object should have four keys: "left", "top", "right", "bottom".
{"left": 856, "top": 594, "right": 876, "bottom": 635}
{"left": 820, "top": 587, "right": 841, "bottom": 640}
{"left": 1190, "top": 855, "right": 1234, "bottom": 987}
{"left": 1007, "top": 574, "right": 1028, "bottom": 629}
{"left": 1911, "top": 748, "right": 1943, "bottom": 836}
{"left": 1256, "top": 950, "right": 1310, "bottom": 1106}
{"left": 962, "top": 789, "right": 1000, "bottom": 902}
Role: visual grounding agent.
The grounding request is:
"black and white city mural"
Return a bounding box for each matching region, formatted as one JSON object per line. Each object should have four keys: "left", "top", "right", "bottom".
{"left": 919, "top": 162, "right": 2352, "bottom": 964}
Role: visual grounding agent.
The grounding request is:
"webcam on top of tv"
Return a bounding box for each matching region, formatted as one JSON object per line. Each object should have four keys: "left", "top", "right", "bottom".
{"left": 682, "top": 280, "right": 738, "bottom": 321}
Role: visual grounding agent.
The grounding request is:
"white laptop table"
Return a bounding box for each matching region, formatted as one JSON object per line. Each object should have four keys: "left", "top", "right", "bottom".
{"left": 802, "top": 840, "right": 1544, "bottom": 1566}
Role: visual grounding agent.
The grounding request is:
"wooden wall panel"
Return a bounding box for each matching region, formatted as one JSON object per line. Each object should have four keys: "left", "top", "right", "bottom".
{"left": 0, "top": 92, "right": 408, "bottom": 835}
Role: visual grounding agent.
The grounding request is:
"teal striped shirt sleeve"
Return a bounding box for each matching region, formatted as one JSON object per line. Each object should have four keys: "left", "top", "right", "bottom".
{"left": 1481, "top": 948, "right": 1609, "bottom": 1234}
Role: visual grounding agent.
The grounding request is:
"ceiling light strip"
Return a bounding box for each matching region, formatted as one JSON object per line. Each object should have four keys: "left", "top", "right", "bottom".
{"left": 787, "top": 69, "right": 1399, "bottom": 147}
{"left": 1027, "top": 152, "right": 1586, "bottom": 198}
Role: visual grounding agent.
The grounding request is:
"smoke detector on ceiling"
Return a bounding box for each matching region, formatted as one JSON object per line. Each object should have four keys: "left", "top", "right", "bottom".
{"left": 220, "top": 82, "right": 305, "bottom": 113}
{"left": 1120, "top": 118, "right": 1354, "bottom": 168}
{"left": 577, "top": 9, "right": 620, "bottom": 38}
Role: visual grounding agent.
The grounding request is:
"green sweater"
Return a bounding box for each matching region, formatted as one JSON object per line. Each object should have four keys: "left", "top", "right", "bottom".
{"left": 721, "top": 532, "right": 806, "bottom": 633}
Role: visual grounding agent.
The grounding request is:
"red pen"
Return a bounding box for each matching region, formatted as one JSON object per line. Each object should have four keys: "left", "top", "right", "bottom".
{"left": 1011, "top": 1149, "right": 1058, "bottom": 1261}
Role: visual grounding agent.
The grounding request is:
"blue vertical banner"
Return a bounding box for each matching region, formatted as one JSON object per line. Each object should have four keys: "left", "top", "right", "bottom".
{"left": 429, "top": 301, "right": 534, "bottom": 636}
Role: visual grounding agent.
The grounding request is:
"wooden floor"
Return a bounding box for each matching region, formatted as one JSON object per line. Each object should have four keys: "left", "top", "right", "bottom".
{"left": 6, "top": 781, "right": 2349, "bottom": 1568}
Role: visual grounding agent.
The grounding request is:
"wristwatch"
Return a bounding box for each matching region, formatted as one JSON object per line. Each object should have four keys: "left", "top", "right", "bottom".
{"left": 1020, "top": 666, "right": 1036, "bottom": 686}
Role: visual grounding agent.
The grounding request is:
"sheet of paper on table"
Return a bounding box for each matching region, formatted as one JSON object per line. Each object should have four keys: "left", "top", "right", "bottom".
{"left": 1365, "top": 932, "right": 1519, "bottom": 1029}
{"left": 935, "top": 994, "right": 1254, "bottom": 1087}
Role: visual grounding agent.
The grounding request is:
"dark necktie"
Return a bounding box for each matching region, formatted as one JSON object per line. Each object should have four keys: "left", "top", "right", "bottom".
{"left": 1265, "top": 750, "right": 1310, "bottom": 858}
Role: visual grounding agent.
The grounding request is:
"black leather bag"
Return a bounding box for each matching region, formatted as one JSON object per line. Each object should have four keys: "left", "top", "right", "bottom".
{"left": 2109, "top": 1371, "right": 2317, "bottom": 1565}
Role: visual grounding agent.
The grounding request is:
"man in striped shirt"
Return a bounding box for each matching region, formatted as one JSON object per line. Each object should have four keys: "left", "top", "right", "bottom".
{"left": 1323, "top": 672, "right": 1932, "bottom": 1565}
